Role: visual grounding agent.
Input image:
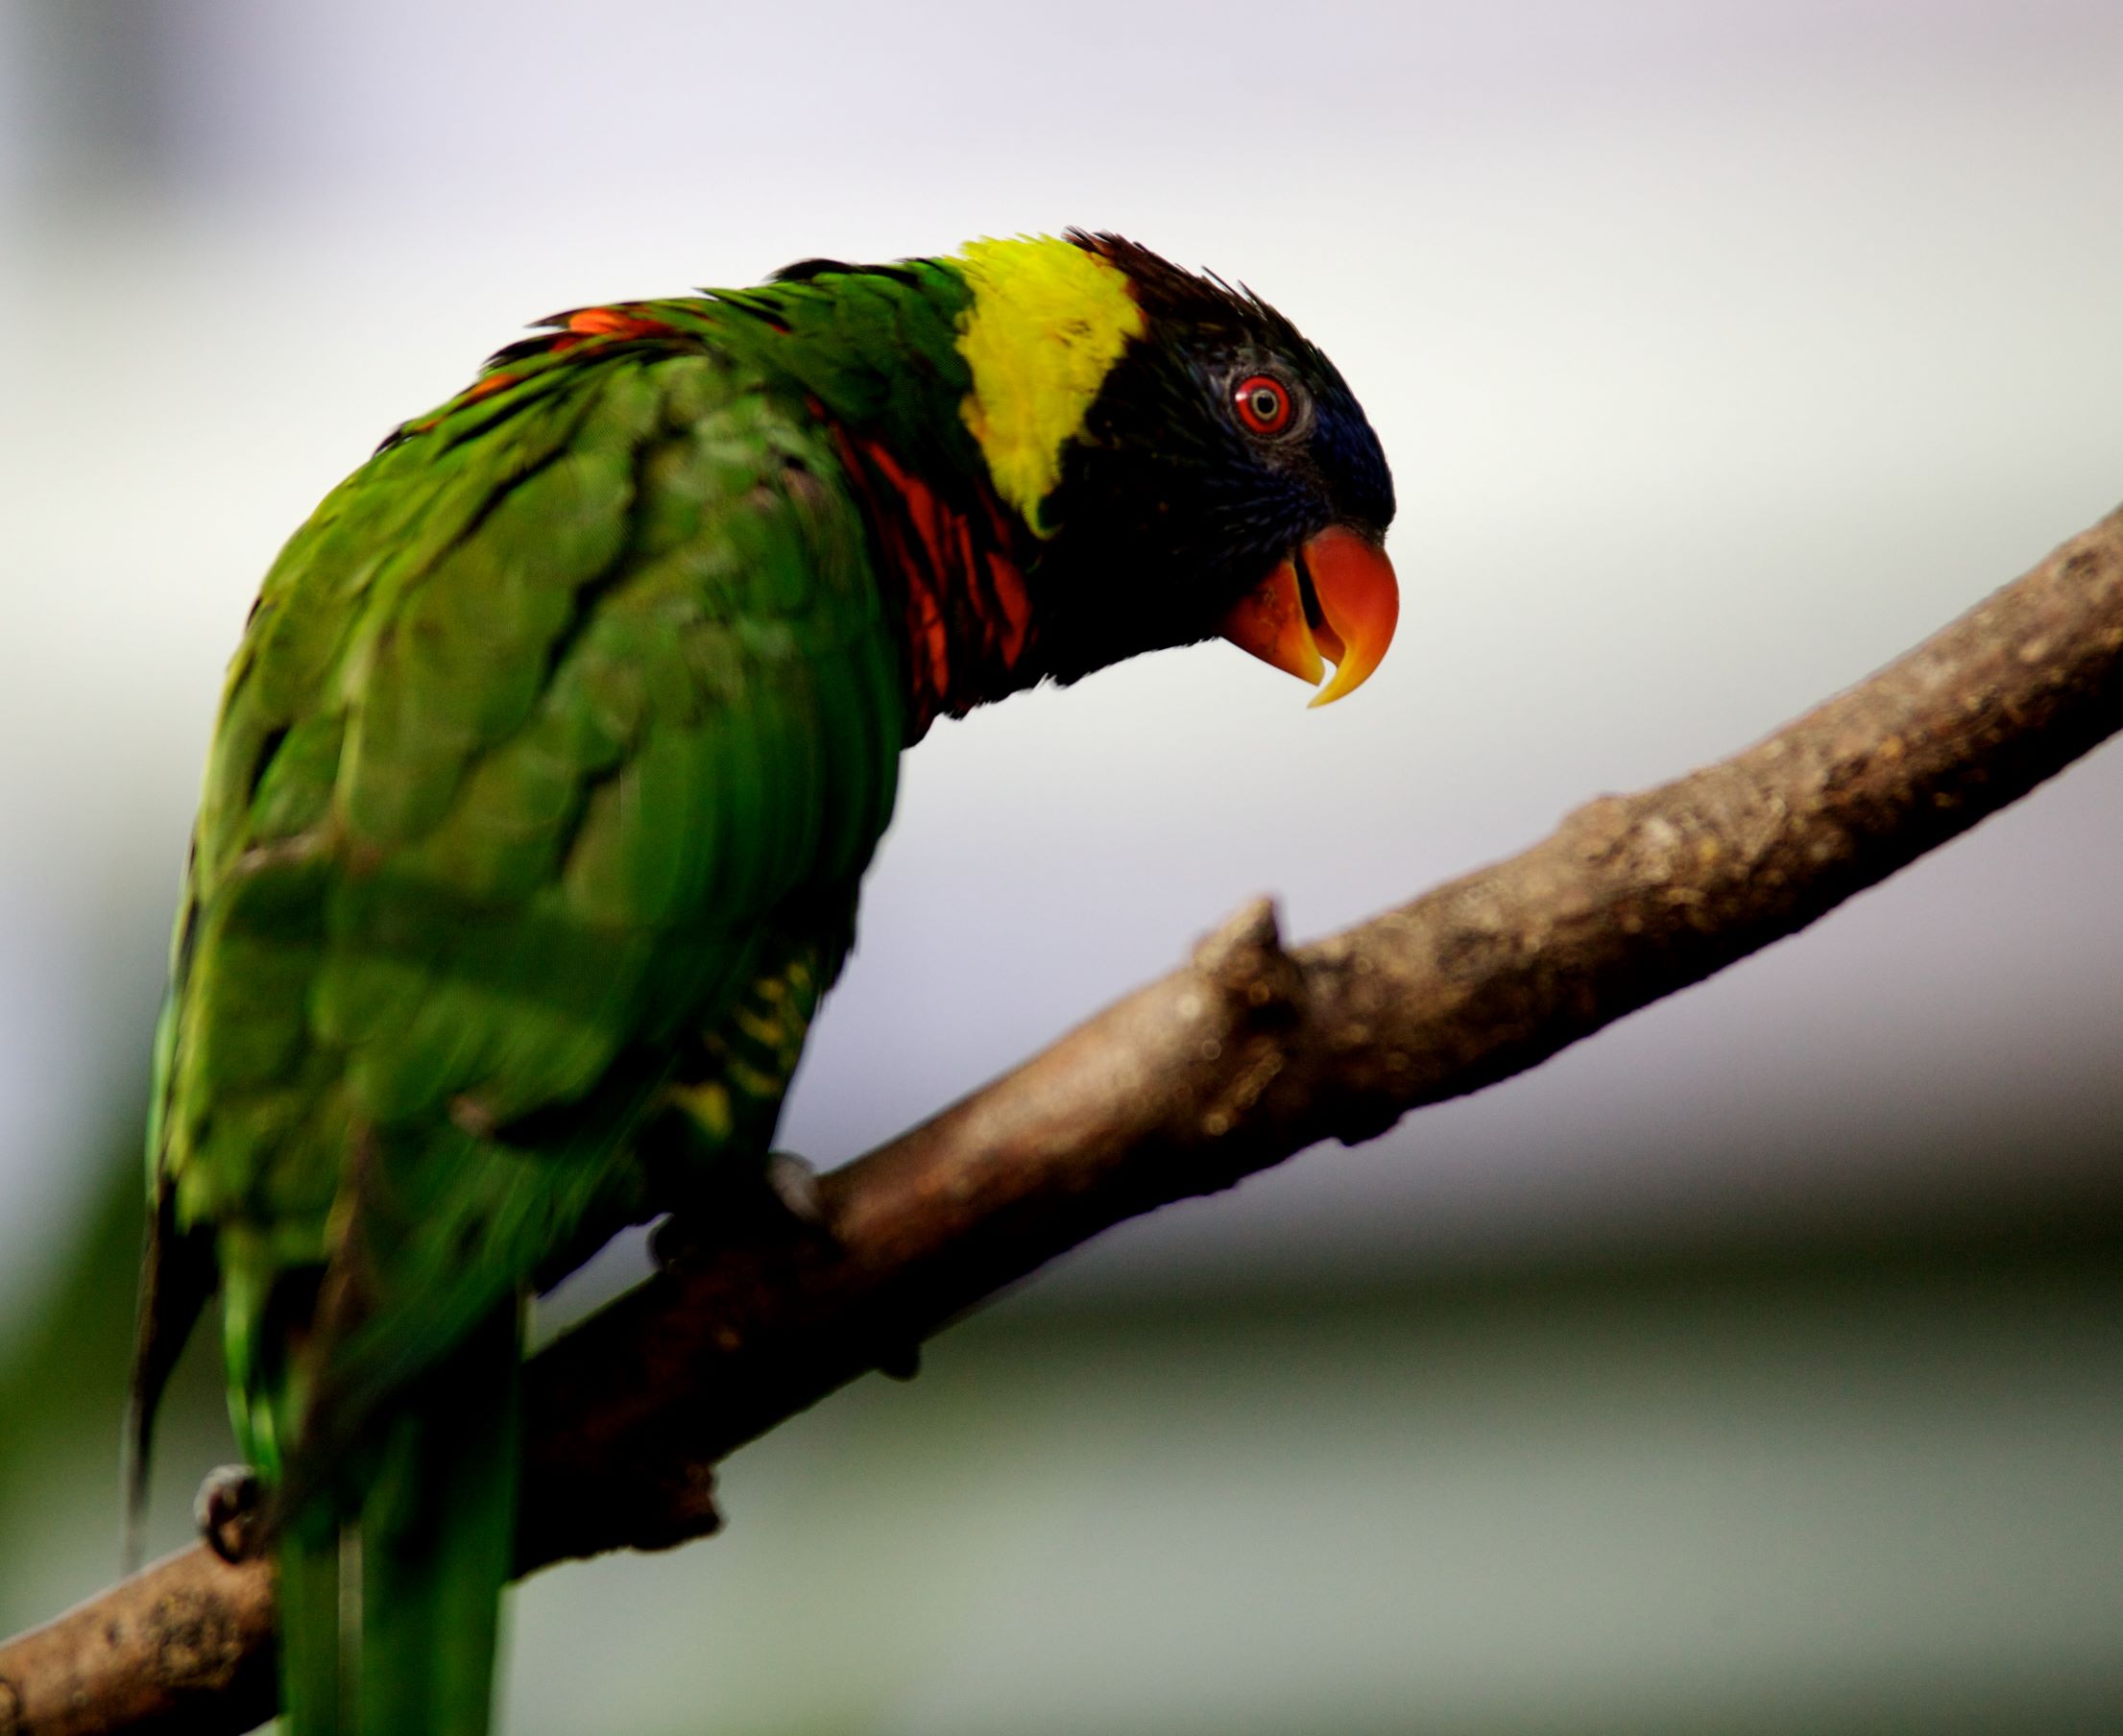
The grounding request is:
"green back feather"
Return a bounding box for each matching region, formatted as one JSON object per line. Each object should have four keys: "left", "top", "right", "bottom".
{"left": 142, "top": 276, "right": 972, "bottom": 1730}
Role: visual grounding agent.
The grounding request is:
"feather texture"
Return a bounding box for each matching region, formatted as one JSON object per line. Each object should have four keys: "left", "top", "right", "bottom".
{"left": 133, "top": 230, "right": 1399, "bottom": 1735}
{"left": 151, "top": 328, "right": 910, "bottom": 1734}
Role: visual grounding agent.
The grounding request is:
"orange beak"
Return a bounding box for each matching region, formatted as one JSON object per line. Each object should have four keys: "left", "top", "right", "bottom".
{"left": 1218, "top": 526, "right": 1400, "bottom": 707}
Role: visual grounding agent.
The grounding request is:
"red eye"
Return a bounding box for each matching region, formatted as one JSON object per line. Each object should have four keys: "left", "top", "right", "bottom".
{"left": 1233, "top": 374, "right": 1291, "bottom": 435}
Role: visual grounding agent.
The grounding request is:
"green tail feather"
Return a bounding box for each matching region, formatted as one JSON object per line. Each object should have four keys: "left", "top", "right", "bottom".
{"left": 278, "top": 1513, "right": 349, "bottom": 1736}
{"left": 359, "top": 1303, "right": 521, "bottom": 1736}
{"left": 277, "top": 1303, "right": 522, "bottom": 1736}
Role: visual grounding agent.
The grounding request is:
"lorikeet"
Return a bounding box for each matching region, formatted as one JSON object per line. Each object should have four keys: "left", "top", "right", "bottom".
{"left": 132, "top": 230, "right": 1397, "bottom": 1734}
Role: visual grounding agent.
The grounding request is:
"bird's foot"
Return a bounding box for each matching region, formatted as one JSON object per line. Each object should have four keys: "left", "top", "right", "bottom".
{"left": 761, "top": 1155, "right": 924, "bottom": 1376}
{"left": 650, "top": 1150, "right": 836, "bottom": 1272}
{"left": 763, "top": 1150, "right": 828, "bottom": 1235}
{"left": 195, "top": 1464, "right": 264, "bottom": 1564}
{"left": 642, "top": 1155, "right": 922, "bottom": 1377}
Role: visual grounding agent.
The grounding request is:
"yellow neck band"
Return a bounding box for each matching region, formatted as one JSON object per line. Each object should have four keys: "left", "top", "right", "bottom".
{"left": 953, "top": 235, "right": 1146, "bottom": 535}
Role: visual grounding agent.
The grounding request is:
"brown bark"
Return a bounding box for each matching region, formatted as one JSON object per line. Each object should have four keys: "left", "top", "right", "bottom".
{"left": 4, "top": 502, "right": 2120, "bottom": 1736}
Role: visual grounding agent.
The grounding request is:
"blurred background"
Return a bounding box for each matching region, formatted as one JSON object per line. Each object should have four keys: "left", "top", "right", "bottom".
{"left": 4, "top": 1, "right": 2121, "bottom": 1729}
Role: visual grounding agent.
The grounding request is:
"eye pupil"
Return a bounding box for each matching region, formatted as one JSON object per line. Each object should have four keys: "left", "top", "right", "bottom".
{"left": 1234, "top": 373, "right": 1292, "bottom": 434}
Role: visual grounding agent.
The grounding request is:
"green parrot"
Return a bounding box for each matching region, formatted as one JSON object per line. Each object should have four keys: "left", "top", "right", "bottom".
{"left": 131, "top": 229, "right": 1398, "bottom": 1735}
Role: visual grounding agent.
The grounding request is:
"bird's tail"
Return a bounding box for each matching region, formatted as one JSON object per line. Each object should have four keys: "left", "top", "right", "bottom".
{"left": 277, "top": 1302, "right": 522, "bottom": 1736}
{"left": 278, "top": 1506, "right": 349, "bottom": 1735}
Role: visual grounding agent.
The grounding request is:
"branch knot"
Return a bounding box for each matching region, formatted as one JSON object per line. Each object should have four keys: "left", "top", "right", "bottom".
{"left": 1190, "top": 896, "right": 1304, "bottom": 1028}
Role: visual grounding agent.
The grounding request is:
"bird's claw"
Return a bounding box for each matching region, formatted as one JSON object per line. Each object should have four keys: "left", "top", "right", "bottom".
{"left": 651, "top": 1150, "right": 835, "bottom": 1271}
{"left": 195, "top": 1464, "right": 264, "bottom": 1564}
{"left": 764, "top": 1150, "right": 829, "bottom": 1237}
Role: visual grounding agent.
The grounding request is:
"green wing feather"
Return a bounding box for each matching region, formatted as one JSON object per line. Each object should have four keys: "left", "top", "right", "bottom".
{"left": 145, "top": 326, "right": 908, "bottom": 1732}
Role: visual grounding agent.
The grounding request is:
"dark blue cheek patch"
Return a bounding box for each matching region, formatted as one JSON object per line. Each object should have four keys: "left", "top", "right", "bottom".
{"left": 1312, "top": 401, "right": 1397, "bottom": 534}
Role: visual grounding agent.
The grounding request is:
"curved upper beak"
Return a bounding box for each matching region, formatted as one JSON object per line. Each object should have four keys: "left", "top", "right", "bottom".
{"left": 1218, "top": 527, "right": 1400, "bottom": 707}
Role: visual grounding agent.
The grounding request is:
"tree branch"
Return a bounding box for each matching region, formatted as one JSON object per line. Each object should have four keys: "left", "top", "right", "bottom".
{"left": 6, "top": 502, "right": 2121, "bottom": 1736}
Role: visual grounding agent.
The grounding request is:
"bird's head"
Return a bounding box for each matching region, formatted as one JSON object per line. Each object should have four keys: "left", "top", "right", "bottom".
{"left": 953, "top": 230, "right": 1399, "bottom": 706}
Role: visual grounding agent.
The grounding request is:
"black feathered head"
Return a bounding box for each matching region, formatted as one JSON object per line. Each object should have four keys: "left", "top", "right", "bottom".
{"left": 1020, "top": 231, "right": 1397, "bottom": 703}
